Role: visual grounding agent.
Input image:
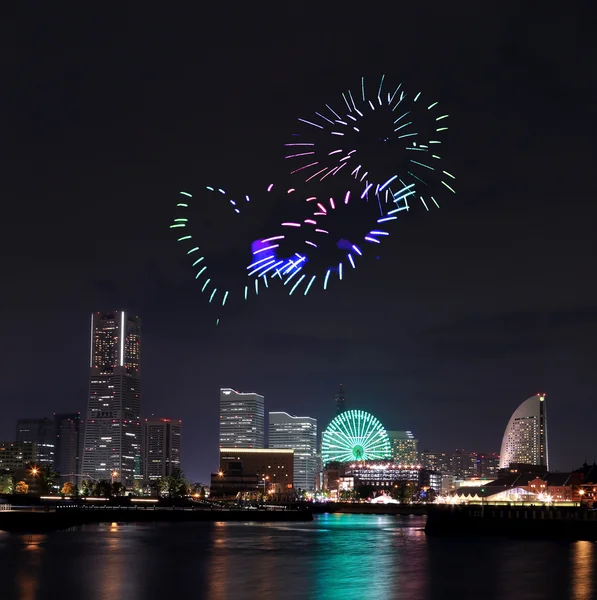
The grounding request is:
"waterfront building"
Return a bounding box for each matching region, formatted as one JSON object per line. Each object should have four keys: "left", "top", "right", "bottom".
{"left": 219, "top": 388, "right": 265, "bottom": 448}
{"left": 82, "top": 311, "right": 142, "bottom": 488}
{"left": 143, "top": 417, "right": 182, "bottom": 480}
{"left": 499, "top": 393, "right": 548, "bottom": 469}
{"left": 269, "top": 412, "right": 317, "bottom": 492}
{"left": 15, "top": 418, "right": 56, "bottom": 467}
{"left": 54, "top": 413, "right": 82, "bottom": 485}
{"left": 387, "top": 430, "right": 418, "bottom": 464}
{"left": 213, "top": 448, "right": 294, "bottom": 496}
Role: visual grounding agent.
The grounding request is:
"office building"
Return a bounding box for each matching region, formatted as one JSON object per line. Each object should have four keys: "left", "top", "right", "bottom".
{"left": 387, "top": 430, "right": 418, "bottom": 464}
{"left": 335, "top": 384, "right": 346, "bottom": 415}
{"left": 499, "top": 393, "right": 548, "bottom": 469}
{"left": 16, "top": 418, "right": 56, "bottom": 467}
{"left": 420, "top": 450, "right": 451, "bottom": 473}
{"left": 54, "top": 413, "right": 82, "bottom": 485}
{"left": 269, "top": 412, "right": 317, "bottom": 492}
{"left": 212, "top": 448, "right": 294, "bottom": 496}
{"left": 450, "top": 450, "right": 479, "bottom": 479}
{"left": 143, "top": 417, "right": 182, "bottom": 480}
{"left": 82, "top": 311, "right": 142, "bottom": 488}
{"left": 219, "top": 388, "right": 264, "bottom": 448}
{"left": 0, "top": 442, "right": 38, "bottom": 472}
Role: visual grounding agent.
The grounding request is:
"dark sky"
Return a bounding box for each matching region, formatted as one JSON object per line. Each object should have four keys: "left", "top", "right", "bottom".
{"left": 3, "top": 5, "right": 596, "bottom": 481}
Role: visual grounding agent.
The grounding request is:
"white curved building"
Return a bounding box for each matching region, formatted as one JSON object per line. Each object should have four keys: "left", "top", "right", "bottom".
{"left": 499, "top": 394, "right": 548, "bottom": 470}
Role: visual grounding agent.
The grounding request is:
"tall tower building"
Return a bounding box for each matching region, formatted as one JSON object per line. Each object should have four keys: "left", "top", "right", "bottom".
{"left": 219, "top": 388, "right": 264, "bottom": 448}
{"left": 499, "top": 393, "right": 548, "bottom": 470}
{"left": 143, "top": 417, "right": 182, "bottom": 480}
{"left": 83, "top": 311, "right": 141, "bottom": 488}
{"left": 335, "top": 384, "right": 346, "bottom": 415}
{"left": 269, "top": 412, "right": 318, "bottom": 492}
{"left": 16, "top": 417, "right": 56, "bottom": 467}
{"left": 54, "top": 413, "right": 82, "bottom": 486}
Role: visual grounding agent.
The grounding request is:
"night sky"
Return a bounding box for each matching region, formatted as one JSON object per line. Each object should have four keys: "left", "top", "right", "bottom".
{"left": 3, "top": 5, "right": 596, "bottom": 482}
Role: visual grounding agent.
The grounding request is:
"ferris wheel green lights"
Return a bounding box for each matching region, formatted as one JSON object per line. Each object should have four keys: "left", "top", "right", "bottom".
{"left": 321, "top": 410, "right": 391, "bottom": 466}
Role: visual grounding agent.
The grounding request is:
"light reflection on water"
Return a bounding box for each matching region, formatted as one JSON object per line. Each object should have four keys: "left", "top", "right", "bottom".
{"left": 0, "top": 515, "right": 595, "bottom": 600}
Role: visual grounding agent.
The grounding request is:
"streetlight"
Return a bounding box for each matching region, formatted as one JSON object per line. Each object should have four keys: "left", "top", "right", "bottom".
{"left": 29, "top": 466, "right": 39, "bottom": 477}
{"left": 579, "top": 488, "right": 585, "bottom": 507}
{"left": 111, "top": 471, "right": 119, "bottom": 484}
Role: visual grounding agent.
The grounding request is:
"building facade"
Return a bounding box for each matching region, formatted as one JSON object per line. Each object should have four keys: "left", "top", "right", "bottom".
{"left": 16, "top": 418, "right": 56, "bottom": 467}
{"left": 0, "top": 442, "right": 38, "bottom": 472}
{"left": 82, "top": 311, "right": 142, "bottom": 488}
{"left": 54, "top": 413, "right": 82, "bottom": 485}
{"left": 420, "top": 450, "right": 452, "bottom": 473}
{"left": 269, "top": 412, "right": 317, "bottom": 492}
{"left": 219, "top": 388, "right": 265, "bottom": 448}
{"left": 143, "top": 417, "right": 182, "bottom": 480}
{"left": 499, "top": 394, "right": 548, "bottom": 469}
{"left": 387, "top": 430, "right": 418, "bottom": 464}
{"left": 212, "top": 448, "right": 294, "bottom": 496}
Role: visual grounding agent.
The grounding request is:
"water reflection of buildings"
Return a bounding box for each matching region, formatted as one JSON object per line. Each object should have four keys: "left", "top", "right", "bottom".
{"left": 312, "top": 515, "right": 428, "bottom": 600}
{"left": 17, "top": 534, "right": 45, "bottom": 600}
{"left": 572, "top": 541, "right": 595, "bottom": 600}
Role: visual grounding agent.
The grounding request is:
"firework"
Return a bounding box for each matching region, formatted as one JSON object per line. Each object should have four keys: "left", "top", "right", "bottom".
{"left": 286, "top": 75, "right": 456, "bottom": 210}
{"left": 246, "top": 182, "right": 416, "bottom": 295}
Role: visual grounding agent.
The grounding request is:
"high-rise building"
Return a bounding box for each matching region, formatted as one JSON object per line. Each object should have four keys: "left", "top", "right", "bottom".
{"left": 420, "top": 450, "right": 451, "bottom": 473}
{"left": 387, "top": 430, "right": 418, "bottom": 464}
{"left": 335, "top": 384, "right": 346, "bottom": 415}
{"left": 476, "top": 453, "right": 500, "bottom": 478}
{"left": 269, "top": 412, "right": 317, "bottom": 492}
{"left": 499, "top": 393, "right": 548, "bottom": 470}
{"left": 143, "top": 417, "right": 182, "bottom": 480}
{"left": 219, "top": 388, "right": 264, "bottom": 448}
{"left": 54, "top": 413, "right": 82, "bottom": 486}
{"left": 450, "top": 450, "right": 478, "bottom": 479}
{"left": 16, "top": 418, "right": 56, "bottom": 467}
{"left": 82, "top": 311, "right": 141, "bottom": 488}
{"left": 500, "top": 394, "right": 549, "bottom": 469}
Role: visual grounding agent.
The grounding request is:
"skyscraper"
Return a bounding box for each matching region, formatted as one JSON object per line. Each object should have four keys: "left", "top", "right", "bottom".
{"left": 269, "top": 412, "right": 318, "bottom": 492}
{"left": 219, "top": 388, "right": 265, "bottom": 448}
{"left": 335, "top": 384, "right": 346, "bottom": 415}
{"left": 499, "top": 393, "right": 548, "bottom": 470}
{"left": 54, "top": 413, "right": 82, "bottom": 486}
{"left": 387, "top": 430, "right": 419, "bottom": 464}
{"left": 143, "top": 417, "right": 182, "bottom": 480}
{"left": 83, "top": 311, "right": 141, "bottom": 488}
{"left": 16, "top": 418, "right": 56, "bottom": 467}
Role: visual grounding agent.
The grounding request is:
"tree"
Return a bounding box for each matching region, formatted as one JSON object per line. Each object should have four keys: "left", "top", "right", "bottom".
{"left": 93, "top": 480, "right": 112, "bottom": 498}
{"left": 111, "top": 482, "right": 126, "bottom": 497}
{"left": 157, "top": 469, "right": 188, "bottom": 498}
{"left": 81, "top": 479, "right": 94, "bottom": 497}
{"left": 61, "top": 482, "right": 75, "bottom": 497}
{"left": 0, "top": 473, "right": 16, "bottom": 494}
{"left": 15, "top": 481, "right": 29, "bottom": 494}
{"left": 25, "top": 463, "right": 60, "bottom": 495}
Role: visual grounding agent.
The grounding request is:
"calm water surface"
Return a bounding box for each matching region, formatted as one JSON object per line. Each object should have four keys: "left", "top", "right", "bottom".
{"left": 0, "top": 514, "right": 595, "bottom": 600}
